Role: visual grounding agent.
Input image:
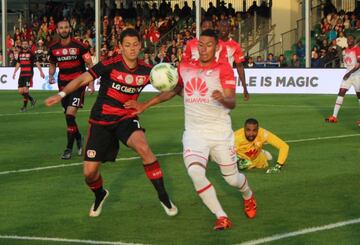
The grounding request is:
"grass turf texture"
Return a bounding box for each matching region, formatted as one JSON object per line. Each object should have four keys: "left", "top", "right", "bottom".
{"left": 0, "top": 91, "right": 359, "bottom": 245}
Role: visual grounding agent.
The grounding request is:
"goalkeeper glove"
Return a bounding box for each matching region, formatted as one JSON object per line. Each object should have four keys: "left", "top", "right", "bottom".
{"left": 237, "top": 158, "right": 252, "bottom": 170}
{"left": 266, "top": 163, "right": 282, "bottom": 174}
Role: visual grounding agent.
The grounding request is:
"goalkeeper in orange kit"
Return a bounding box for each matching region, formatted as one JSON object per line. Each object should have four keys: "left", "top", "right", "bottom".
{"left": 234, "top": 118, "right": 289, "bottom": 173}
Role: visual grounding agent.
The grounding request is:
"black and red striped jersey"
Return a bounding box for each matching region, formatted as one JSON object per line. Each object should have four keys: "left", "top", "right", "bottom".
{"left": 48, "top": 38, "right": 90, "bottom": 89}
{"left": 16, "top": 49, "right": 36, "bottom": 77}
{"left": 87, "top": 55, "right": 151, "bottom": 125}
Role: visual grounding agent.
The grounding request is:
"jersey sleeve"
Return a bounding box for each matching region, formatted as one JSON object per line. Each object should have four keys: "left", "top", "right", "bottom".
{"left": 265, "top": 130, "right": 289, "bottom": 165}
{"left": 48, "top": 47, "right": 57, "bottom": 64}
{"left": 80, "top": 43, "right": 91, "bottom": 62}
{"left": 233, "top": 42, "right": 245, "bottom": 64}
{"left": 220, "top": 62, "right": 236, "bottom": 90}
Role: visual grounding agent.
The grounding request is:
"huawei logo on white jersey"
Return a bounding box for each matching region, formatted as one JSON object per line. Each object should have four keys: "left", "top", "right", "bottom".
{"left": 185, "top": 77, "right": 208, "bottom": 97}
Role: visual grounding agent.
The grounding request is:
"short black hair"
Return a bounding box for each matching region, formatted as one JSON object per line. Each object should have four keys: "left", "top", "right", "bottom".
{"left": 200, "top": 29, "right": 218, "bottom": 43}
{"left": 245, "top": 118, "right": 259, "bottom": 127}
{"left": 119, "top": 28, "right": 141, "bottom": 44}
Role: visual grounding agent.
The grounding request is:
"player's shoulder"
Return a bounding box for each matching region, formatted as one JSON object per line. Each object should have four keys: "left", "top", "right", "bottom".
{"left": 101, "top": 54, "right": 123, "bottom": 66}
{"left": 48, "top": 39, "right": 60, "bottom": 49}
{"left": 138, "top": 59, "right": 153, "bottom": 69}
{"left": 71, "top": 38, "right": 89, "bottom": 48}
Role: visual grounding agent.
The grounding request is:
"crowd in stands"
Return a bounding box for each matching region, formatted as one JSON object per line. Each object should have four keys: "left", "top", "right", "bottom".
{"left": 2, "top": 0, "right": 359, "bottom": 69}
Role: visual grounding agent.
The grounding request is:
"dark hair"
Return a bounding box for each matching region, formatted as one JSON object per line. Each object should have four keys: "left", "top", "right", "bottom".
{"left": 245, "top": 118, "right": 259, "bottom": 127}
{"left": 200, "top": 29, "right": 218, "bottom": 43}
{"left": 200, "top": 18, "right": 213, "bottom": 27}
{"left": 119, "top": 28, "right": 141, "bottom": 44}
{"left": 57, "top": 19, "right": 71, "bottom": 27}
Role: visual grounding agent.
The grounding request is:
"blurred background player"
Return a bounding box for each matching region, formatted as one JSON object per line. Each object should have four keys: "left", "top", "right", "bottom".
{"left": 218, "top": 20, "right": 249, "bottom": 101}
{"left": 45, "top": 28, "right": 178, "bottom": 218}
{"left": 326, "top": 35, "right": 360, "bottom": 126}
{"left": 48, "top": 20, "right": 94, "bottom": 159}
{"left": 125, "top": 29, "right": 256, "bottom": 230}
{"left": 12, "top": 40, "right": 45, "bottom": 112}
{"left": 234, "top": 118, "right": 289, "bottom": 174}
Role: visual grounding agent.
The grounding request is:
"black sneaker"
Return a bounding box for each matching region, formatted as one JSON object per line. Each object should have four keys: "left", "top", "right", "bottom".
{"left": 61, "top": 148, "right": 72, "bottom": 160}
{"left": 76, "top": 136, "right": 84, "bottom": 156}
{"left": 89, "top": 189, "right": 109, "bottom": 217}
{"left": 31, "top": 98, "right": 37, "bottom": 107}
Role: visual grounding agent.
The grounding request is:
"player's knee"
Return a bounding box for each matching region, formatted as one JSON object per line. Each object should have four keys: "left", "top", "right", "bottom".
{"left": 83, "top": 168, "right": 98, "bottom": 182}
{"left": 224, "top": 174, "right": 240, "bottom": 187}
{"left": 187, "top": 163, "right": 206, "bottom": 181}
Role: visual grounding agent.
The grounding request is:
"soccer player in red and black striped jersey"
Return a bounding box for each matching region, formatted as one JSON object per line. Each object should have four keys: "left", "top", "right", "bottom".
{"left": 45, "top": 28, "right": 178, "bottom": 218}
{"left": 12, "top": 40, "right": 45, "bottom": 112}
{"left": 48, "top": 20, "right": 94, "bottom": 160}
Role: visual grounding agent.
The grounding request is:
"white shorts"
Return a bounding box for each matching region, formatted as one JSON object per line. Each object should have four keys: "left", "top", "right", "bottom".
{"left": 340, "top": 72, "right": 360, "bottom": 92}
{"left": 182, "top": 130, "right": 237, "bottom": 168}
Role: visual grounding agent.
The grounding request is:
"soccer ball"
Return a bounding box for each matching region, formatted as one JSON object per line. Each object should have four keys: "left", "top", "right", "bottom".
{"left": 150, "top": 63, "right": 178, "bottom": 92}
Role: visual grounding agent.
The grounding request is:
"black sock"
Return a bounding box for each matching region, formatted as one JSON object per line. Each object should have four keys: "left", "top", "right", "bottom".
{"left": 86, "top": 176, "right": 106, "bottom": 209}
{"left": 65, "top": 115, "right": 80, "bottom": 150}
{"left": 22, "top": 93, "right": 28, "bottom": 107}
{"left": 28, "top": 94, "right": 34, "bottom": 102}
{"left": 144, "top": 161, "right": 172, "bottom": 208}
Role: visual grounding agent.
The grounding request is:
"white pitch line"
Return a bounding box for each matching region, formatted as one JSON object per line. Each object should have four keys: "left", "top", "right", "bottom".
{"left": 0, "top": 152, "right": 182, "bottom": 175}
{"left": 0, "top": 133, "right": 359, "bottom": 176}
{"left": 0, "top": 235, "right": 145, "bottom": 245}
{"left": 237, "top": 217, "right": 360, "bottom": 245}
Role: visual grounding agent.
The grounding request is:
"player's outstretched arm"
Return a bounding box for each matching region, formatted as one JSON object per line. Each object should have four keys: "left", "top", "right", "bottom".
{"left": 124, "top": 83, "right": 182, "bottom": 115}
{"left": 48, "top": 63, "right": 56, "bottom": 84}
{"left": 35, "top": 61, "right": 45, "bottom": 79}
{"left": 12, "top": 63, "right": 20, "bottom": 80}
{"left": 44, "top": 72, "right": 94, "bottom": 107}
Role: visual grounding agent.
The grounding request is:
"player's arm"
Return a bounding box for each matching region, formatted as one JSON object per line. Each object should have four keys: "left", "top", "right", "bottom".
{"left": 12, "top": 63, "right": 20, "bottom": 80}
{"left": 265, "top": 131, "right": 289, "bottom": 173}
{"left": 35, "top": 61, "right": 45, "bottom": 79}
{"left": 82, "top": 48, "right": 95, "bottom": 94}
{"left": 235, "top": 62, "right": 249, "bottom": 101}
{"left": 124, "top": 84, "right": 182, "bottom": 115}
{"left": 212, "top": 62, "right": 237, "bottom": 109}
{"left": 49, "top": 63, "right": 57, "bottom": 84}
{"left": 44, "top": 72, "right": 94, "bottom": 107}
{"left": 343, "top": 59, "right": 360, "bottom": 80}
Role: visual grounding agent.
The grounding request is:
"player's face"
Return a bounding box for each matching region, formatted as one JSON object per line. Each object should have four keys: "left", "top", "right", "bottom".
{"left": 347, "top": 36, "right": 354, "bottom": 47}
{"left": 120, "top": 36, "right": 141, "bottom": 61}
{"left": 57, "top": 21, "right": 71, "bottom": 39}
{"left": 198, "top": 36, "right": 218, "bottom": 63}
{"left": 218, "top": 23, "right": 230, "bottom": 39}
{"left": 245, "top": 123, "right": 259, "bottom": 142}
{"left": 21, "top": 41, "right": 29, "bottom": 50}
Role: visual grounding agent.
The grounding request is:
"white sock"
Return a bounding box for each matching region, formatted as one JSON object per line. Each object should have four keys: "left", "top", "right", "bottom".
{"left": 221, "top": 166, "right": 253, "bottom": 200}
{"left": 333, "top": 96, "right": 344, "bottom": 117}
{"left": 238, "top": 175, "right": 253, "bottom": 200}
{"left": 188, "top": 164, "right": 227, "bottom": 218}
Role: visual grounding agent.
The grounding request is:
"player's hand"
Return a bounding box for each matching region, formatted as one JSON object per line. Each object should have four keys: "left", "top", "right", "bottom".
{"left": 44, "top": 95, "right": 62, "bottom": 107}
{"left": 237, "top": 158, "right": 251, "bottom": 170}
{"left": 265, "top": 164, "right": 282, "bottom": 174}
{"left": 211, "top": 90, "right": 224, "bottom": 102}
{"left": 243, "top": 90, "right": 250, "bottom": 101}
{"left": 48, "top": 76, "right": 56, "bottom": 84}
{"left": 12, "top": 73, "right": 16, "bottom": 80}
{"left": 124, "top": 100, "right": 146, "bottom": 115}
{"left": 87, "top": 83, "right": 95, "bottom": 95}
{"left": 343, "top": 73, "right": 351, "bottom": 81}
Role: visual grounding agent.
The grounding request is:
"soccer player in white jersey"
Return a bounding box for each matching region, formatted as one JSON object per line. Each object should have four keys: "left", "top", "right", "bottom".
{"left": 326, "top": 35, "right": 360, "bottom": 125}
{"left": 218, "top": 20, "right": 249, "bottom": 101}
{"left": 125, "top": 29, "right": 257, "bottom": 230}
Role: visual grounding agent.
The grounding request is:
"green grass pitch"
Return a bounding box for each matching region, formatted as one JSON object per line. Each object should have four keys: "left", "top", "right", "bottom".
{"left": 0, "top": 91, "right": 359, "bottom": 245}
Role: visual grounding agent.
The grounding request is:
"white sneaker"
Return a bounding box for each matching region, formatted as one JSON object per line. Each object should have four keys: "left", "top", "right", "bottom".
{"left": 89, "top": 189, "right": 109, "bottom": 217}
{"left": 160, "top": 200, "right": 178, "bottom": 216}
{"left": 262, "top": 150, "right": 273, "bottom": 161}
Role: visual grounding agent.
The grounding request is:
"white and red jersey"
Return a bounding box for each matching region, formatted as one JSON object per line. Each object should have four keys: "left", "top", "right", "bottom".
{"left": 182, "top": 38, "right": 228, "bottom": 63}
{"left": 343, "top": 46, "right": 360, "bottom": 71}
{"left": 178, "top": 59, "right": 236, "bottom": 134}
{"left": 222, "top": 38, "right": 245, "bottom": 65}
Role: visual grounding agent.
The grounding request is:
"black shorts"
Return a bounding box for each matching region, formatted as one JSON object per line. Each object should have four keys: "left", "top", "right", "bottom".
{"left": 84, "top": 118, "right": 145, "bottom": 162}
{"left": 61, "top": 87, "right": 85, "bottom": 111}
{"left": 18, "top": 77, "right": 32, "bottom": 88}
